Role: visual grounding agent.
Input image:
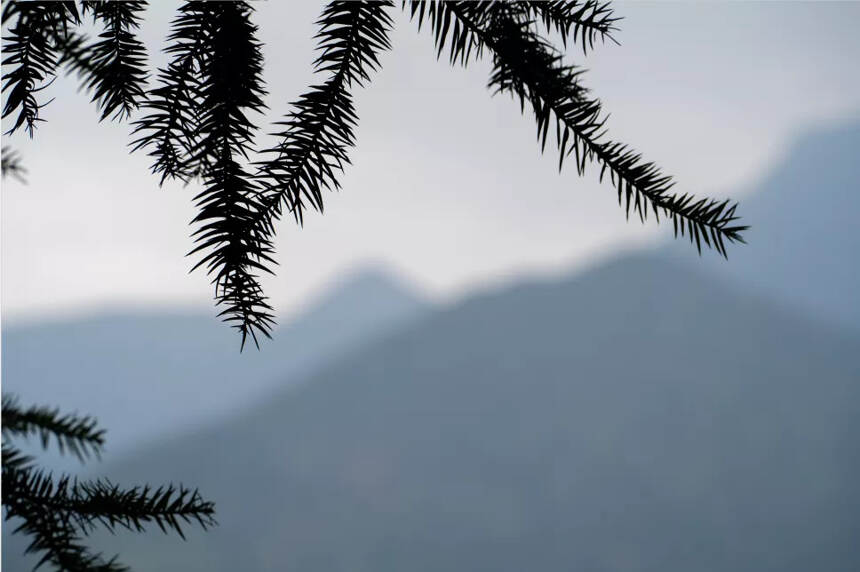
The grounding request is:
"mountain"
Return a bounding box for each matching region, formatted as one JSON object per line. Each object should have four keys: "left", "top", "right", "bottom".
{"left": 32, "top": 253, "right": 855, "bottom": 572}
{"left": 667, "top": 122, "right": 860, "bottom": 330}
{"left": 6, "top": 123, "right": 859, "bottom": 571}
{"left": 0, "top": 267, "right": 429, "bottom": 460}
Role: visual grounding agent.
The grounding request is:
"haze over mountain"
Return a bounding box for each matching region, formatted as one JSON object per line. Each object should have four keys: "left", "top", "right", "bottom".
{"left": 4, "top": 122, "right": 859, "bottom": 571}
{"left": 1, "top": 267, "right": 429, "bottom": 458}
{"left": 63, "top": 253, "right": 859, "bottom": 572}
{"left": 667, "top": 122, "right": 860, "bottom": 330}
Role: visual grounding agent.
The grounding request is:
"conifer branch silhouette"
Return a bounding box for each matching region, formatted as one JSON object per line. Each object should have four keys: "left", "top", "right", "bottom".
{"left": 1, "top": 0, "right": 748, "bottom": 345}
{"left": 184, "top": 2, "right": 274, "bottom": 349}
{"left": 256, "top": 1, "right": 395, "bottom": 225}
{"left": 134, "top": 2, "right": 275, "bottom": 348}
{"left": 524, "top": 0, "right": 619, "bottom": 53}
{"left": 1, "top": 146, "right": 27, "bottom": 182}
{"left": 53, "top": 29, "right": 99, "bottom": 79}
{"left": 2, "top": 396, "right": 105, "bottom": 462}
{"left": 412, "top": 1, "right": 746, "bottom": 255}
{"left": 2, "top": 1, "right": 80, "bottom": 136}
{"left": 2, "top": 395, "right": 215, "bottom": 572}
{"left": 406, "top": 1, "right": 490, "bottom": 65}
{"left": 75, "top": 1, "right": 149, "bottom": 121}
{"left": 130, "top": 3, "right": 208, "bottom": 184}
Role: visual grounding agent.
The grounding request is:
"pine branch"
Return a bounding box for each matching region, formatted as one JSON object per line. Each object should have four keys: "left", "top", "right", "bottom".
{"left": 524, "top": 0, "right": 620, "bottom": 53}
{"left": 4, "top": 467, "right": 216, "bottom": 540}
{"left": 2, "top": 395, "right": 216, "bottom": 571}
{"left": 405, "top": 0, "right": 491, "bottom": 66}
{"left": 132, "top": 2, "right": 276, "bottom": 347}
{"left": 256, "top": 1, "right": 394, "bottom": 224}
{"left": 53, "top": 29, "right": 99, "bottom": 78}
{"left": 424, "top": 2, "right": 746, "bottom": 256}
{"left": 14, "top": 512, "right": 127, "bottom": 572}
{"left": 213, "top": 0, "right": 393, "bottom": 346}
{"left": 166, "top": 2, "right": 275, "bottom": 349}
{"left": 2, "top": 444, "right": 34, "bottom": 471}
{"left": 189, "top": 157, "right": 276, "bottom": 350}
{"left": 2, "top": 395, "right": 105, "bottom": 462}
{"left": 1, "top": 146, "right": 27, "bottom": 182}
{"left": 73, "top": 1, "right": 149, "bottom": 121}
{"left": 3, "top": 467, "right": 128, "bottom": 572}
{"left": 131, "top": 1, "right": 212, "bottom": 184}
{"left": 130, "top": 58, "right": 199, "bottom": 184}
{"left": 74, "top": 480, "right": 216, "bottom": 539}
{"left": 3, "top": 463, "right": 123, "bottom": 571}
{"left": 1, "top": 1, "right": 79, "bottom": 136}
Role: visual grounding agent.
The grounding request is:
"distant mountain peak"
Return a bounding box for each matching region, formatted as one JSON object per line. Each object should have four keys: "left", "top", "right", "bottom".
{"left": 66, "top": 247, "right": 860, "bottom": 572}
{"left": 665, "top": 119, "right": 860, "bottom": 331}
{"left": 1, "top": 264, "right": 433, "bottom": 462}
{"left": 787, "top": 120, "right": 860, "bottom": 157}
{"left": 298, "top": 264, "right": 431, "bottom": 320}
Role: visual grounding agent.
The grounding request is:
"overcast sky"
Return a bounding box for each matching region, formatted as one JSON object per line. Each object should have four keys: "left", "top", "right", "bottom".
{"left": 3, "top": 1, "right": 859, "bottom": 324}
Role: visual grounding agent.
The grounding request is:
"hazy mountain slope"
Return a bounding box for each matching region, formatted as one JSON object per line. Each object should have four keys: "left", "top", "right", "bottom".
{"left": 668, "top": 122, "right": 860, "bottom": 330}
{"left": 60, "top": 253, "right": 860, "bottom": 572}
{"left": 0, "top": 268, "right": 429, "bottom": 458}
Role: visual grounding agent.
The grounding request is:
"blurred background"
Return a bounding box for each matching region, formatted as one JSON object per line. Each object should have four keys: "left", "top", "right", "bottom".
{"left": 2, "top": 1, "right": 859, "bottom": 570}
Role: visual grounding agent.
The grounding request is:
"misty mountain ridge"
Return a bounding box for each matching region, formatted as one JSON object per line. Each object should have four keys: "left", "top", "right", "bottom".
{"left": 666, "top": 121, "right": 860, "bottom": 330}
{"left": 62, "top": 251, "right": 860, "bottom": 572}
{"left": 74, "top": 120, "right": 857, "bottom": 572}
{"left": 1, "top": 266, "right": 430, "bottom": 460}
{"left": 3, "top": 122, "right": 859, "bottom": 571}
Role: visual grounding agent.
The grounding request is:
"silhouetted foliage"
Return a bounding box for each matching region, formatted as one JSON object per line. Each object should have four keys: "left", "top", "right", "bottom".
{"left": 1, "top": 0, "right": 748, "bottom": 346}
{"left": 1, "top": 395, "right": 215, "bottom": 572}
{"left": 1, "top": 1, "right": 79, "bottom": 136}
{"left": 417, "top": 2, "right": 745, "bottom": 255}
{"left": 2, "top": 146, "right": 27, "bottom": 182}
{"left": 256, "top": 2, "right": 394, "bottom": 224}
{"left": 77, "top": 1, "right": 149, "bottom": 121}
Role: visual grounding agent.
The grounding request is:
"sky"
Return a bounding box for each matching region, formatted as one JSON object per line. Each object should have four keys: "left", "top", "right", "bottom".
{"left": 2, "top": 1, "right": 860, "bottom": 324}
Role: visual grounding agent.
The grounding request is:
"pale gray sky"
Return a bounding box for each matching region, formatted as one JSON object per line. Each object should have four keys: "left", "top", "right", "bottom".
{"left": 3, "top": 1, "right": 859, "bottom": 323}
